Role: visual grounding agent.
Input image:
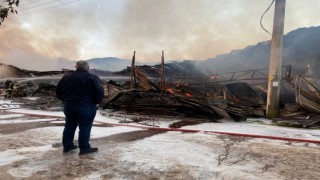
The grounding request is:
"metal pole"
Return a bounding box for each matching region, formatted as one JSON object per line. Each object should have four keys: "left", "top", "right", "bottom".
{"left": 266, "top": 0, "right": 286, "bottom": 118}
{"left": 131, "top": 51, "right": 136, "bottom": 89}
{"left": 160, "top": 51, "right": 165, "bottom": 93}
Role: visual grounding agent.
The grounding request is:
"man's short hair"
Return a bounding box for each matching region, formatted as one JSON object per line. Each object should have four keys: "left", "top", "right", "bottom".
{"left": 76, "top": 60, "right": 89, "bottom": 71}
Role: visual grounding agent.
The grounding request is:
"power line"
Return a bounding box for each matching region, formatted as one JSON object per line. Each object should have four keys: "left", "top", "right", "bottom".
{"left": 8, "top": 0, "right": 80, "bottom": 18}
{"left": 18, "top": 0, "right": 65, "bottom": 11}
{"left": 19, "top": 0, "right": 44, "bottom": 6}
{"left": 260, "top": 0, "right": 275, "bottom": 35}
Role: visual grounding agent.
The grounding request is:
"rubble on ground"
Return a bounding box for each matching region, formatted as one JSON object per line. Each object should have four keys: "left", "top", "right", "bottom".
{"left": 1, "top": 62, "right": 320, "bottom": 128}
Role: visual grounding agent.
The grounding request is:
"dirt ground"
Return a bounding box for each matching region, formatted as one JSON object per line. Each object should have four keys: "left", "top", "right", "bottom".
{"left": 0, "top": 112, "right": 320, "bottom": 179}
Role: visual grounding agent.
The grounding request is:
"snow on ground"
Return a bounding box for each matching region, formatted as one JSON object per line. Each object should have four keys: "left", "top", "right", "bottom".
{"left": 0, "top": 125, "right": 142, "bottom": 172}
{"left": 183, "top": 119, "right": 320, "bottom": 140}
{"left": 0, "top": 145, "right": 53, "bottom": 166}
{"left": 0, "top": 114, "right": 24, "bottom": 119}
{"left": 1, "top": 99, "right": 320, "bottom": 179}
{"left": 0, "top": 118, "right": 58, "bottom": 124}
{"left": 117, "top": 132, "right": 261, "bottom": 179}
{"left": 119, "top": 132, "right": 222, "bottom": 178}
{"left": 5, "top": 107, "right": 320, "bottom": 141}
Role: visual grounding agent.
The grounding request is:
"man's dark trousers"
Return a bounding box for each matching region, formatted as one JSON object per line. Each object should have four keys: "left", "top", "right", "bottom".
{"left": 63, "top": 102, "right": 97, "bottom": 151}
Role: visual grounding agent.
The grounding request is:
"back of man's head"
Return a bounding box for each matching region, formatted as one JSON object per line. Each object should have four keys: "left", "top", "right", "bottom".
{"left": 76, "top": 60, "right": 89, "bottom": 71}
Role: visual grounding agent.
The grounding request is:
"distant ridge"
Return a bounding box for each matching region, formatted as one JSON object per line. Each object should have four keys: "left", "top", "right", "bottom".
{"left": 85, "top": 57, "right": 131, "bottom": 71}
{"left": 1, "top": 26, "right": 319, "bottom": 74}
{"left": 200, "top": 26, "right": 320, "bottom": 75}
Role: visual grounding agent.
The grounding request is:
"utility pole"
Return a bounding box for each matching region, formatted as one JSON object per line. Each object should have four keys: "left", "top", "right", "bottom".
{"left": 160, "top": 51, "right": 165, "bottom": 93}
{"left": 266, "top": 0, "right": 286, "bottom": 118}
{"left": 131, "top": 51, "right": 136, "bottom": 89}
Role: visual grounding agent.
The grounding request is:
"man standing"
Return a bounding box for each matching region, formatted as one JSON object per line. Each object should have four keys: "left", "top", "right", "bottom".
{"left": 56, "top": 60, "right": 104, "bottom": 155}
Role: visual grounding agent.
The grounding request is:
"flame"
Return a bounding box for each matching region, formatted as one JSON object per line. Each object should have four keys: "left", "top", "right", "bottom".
{"left": 166, "top": 88, "right": 192, "bottom": 97}
{"left": 166, "top": 88, "right": 174, "bottom": 94}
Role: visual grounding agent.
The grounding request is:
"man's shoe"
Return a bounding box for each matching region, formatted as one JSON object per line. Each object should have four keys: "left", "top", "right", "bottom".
{"left": 63, "top": 145, "right": 78, "bottom": 153}
{"left": 79, "top": 147, "right": 98, "bottom": 155}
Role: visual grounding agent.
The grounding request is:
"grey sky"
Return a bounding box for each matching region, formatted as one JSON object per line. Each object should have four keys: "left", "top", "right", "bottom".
{"left": 0, "top": 0, "right": 319, "bottom": 63}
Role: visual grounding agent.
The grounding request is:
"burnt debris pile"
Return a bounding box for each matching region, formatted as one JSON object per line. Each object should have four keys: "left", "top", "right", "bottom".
{"left": 1, "top": 62, "right": 320, "bottom": 128}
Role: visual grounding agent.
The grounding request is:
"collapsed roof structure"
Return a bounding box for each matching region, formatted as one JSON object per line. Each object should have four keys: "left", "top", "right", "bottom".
{"left": 1, "top": 58, "right": 320, "bottom": 128}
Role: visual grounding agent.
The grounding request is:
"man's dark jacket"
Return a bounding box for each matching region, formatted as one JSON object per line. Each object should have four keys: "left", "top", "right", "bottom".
{"left": 56, "top": 70, "right": 104, "bottom": 104}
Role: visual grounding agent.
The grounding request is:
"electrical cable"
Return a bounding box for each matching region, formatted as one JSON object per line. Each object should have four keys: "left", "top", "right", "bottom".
{"left": 18, "top": 0, "right": 65, "bottom": 11}
{"left": 19, "top": 0, "right": 45, "bottom": 7}
{"left": 260, "top": 0, "right": 275, "bottom": 35}
{"left": 8, "top": 0, "right": 79, "bottom": 18}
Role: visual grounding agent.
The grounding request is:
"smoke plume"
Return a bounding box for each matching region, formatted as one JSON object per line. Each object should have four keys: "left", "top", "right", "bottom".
{"left": 0, "top": 0, "right": 319, "bottom": 70}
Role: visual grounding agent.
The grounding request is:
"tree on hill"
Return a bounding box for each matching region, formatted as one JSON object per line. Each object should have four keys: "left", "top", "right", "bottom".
{"left": 0, "top": 0, "right": 19, "bottom": 25}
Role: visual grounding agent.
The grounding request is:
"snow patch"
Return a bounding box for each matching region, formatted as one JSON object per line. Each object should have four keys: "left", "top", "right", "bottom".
{"left": 0, "top": 114, "right": 24, "bottom": 119}
{"left": 119, "top": 132, "right": 221, "bottom": 179}
{"left": 0, "top": 145, "right": 54, "bottom": 166}
{"left": 0, "top": 118, "right": 58, "bottom": 124}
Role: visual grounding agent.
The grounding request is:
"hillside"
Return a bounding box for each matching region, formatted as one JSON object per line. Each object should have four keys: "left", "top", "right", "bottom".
{"left": 86, "top": 57, "right": 131, "bottom": 71}
{"left": 1, "top": 26, "right": 319, "bottom": 75}
{"left": 200, "top": 26, "right": 320, "bottom": 76}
